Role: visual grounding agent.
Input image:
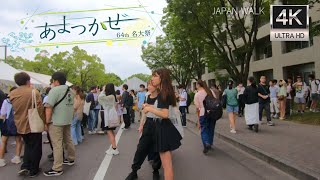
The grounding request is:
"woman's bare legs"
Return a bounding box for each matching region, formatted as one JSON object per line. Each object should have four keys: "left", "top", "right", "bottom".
{"left": 160, "top": 151, "right": 174, "bottom": 180}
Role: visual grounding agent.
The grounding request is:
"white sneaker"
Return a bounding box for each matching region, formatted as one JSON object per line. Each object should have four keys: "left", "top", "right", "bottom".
{"left": 11, "top": 156, "right": 21, "bottom": 164}
{"left": 230, "top": 129, "right": 237, "bottom": 134}
{"left": 88, "top": 131, "right": 95, "bottom": 135}
{"left": 106, "top": 148, "right": 119, "bottom": 155}
{"left": 0, "top": 159, "right": 6, "bottom": 167}
{"left": 273, "top": 115, "right": 279, "bottom": 119}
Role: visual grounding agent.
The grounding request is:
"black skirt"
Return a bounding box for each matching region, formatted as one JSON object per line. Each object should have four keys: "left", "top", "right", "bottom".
{"left": 154, "top": 118, "right": 182, "bottom": 152}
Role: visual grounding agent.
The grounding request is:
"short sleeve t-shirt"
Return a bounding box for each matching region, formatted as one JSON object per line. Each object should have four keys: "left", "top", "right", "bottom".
{"left": 179, "top": 90, "right": 188, "bottom": 107}
{"left": 46, "top": 85, "right": 74, "bottom": 126}
{"left": 310, "top": 80, "right": 320, "bottom": 94}
{"left": 224, "top": 88, "right": 238, "bottom": 107}
{"left": 258, "top": 84, "right": 270, "bottom": 103}
{"left": 294, "top": 82, "right": 306, "bottom": 98}
{"left": 137, "top": 91, "right": 147, "bottom": 108}
{"left": 269, "top": 86, "right": 279, "bottom": 98}
{"left": 157, "top": 93, "right": 173, "bottom": 109}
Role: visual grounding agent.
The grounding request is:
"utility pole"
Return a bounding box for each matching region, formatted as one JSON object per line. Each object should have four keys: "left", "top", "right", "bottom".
{"left": 0, "top": 45, "right": 7, "bottom": 63}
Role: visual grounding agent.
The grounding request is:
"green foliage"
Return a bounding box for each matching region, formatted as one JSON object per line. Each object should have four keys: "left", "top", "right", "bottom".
{"left": 6, "top": 46, "right": 123, "bottom": 90}
{"left": 126, "top": 73, "right": 151, "bottom": 82}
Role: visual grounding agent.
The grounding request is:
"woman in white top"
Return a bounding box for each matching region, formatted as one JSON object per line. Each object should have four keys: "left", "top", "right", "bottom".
{"left": 194, "top": 80, "right": 217, "bottom": 154}
{"left": 98, "top": 83, "right": 119, "bottom": 156}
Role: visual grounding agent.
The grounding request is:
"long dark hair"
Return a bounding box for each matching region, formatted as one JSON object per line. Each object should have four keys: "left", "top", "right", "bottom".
{"left": 152, "top": 68, "right": 176, "bottom": 106}
{"left": 105, "top": 83, "right": 116, "bottom": 100}
{"left": 248, "top": 76, "right": 257, "bottom": 88}
{"left": 74, "top": 85, "right": 85, "bottom": 99}
{"left": 197, "top": 80, "right": 213, "bottom": 97}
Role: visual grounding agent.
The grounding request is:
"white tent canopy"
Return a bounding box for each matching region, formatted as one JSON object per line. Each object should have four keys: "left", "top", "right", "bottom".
{"left": 20, "top": 70, "right": 73, "bottom": 87}
{"left": 120, "top": 77, "right": 147, "bottom": 92}
{"left": 0, "top": 62, "right": 43, "bottom": 86}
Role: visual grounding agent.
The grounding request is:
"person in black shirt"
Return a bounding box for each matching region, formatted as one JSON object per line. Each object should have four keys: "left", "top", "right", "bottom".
{"left": 142, "top": 68, "right": 182, "bottom": 180}
{"left": 126, "top": 81, "right": 161, "bottom": 180}
{"left": 122, "top": 84, "right": 131, "bottom": 129}
{"left": 243, "top": 77, "right": 260, "bottom": 132}
{"left": 257, "top": 76, "right": 274, "bottom": 126}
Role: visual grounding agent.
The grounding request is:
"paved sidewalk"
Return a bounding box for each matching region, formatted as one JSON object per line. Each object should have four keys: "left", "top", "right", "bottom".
{"left": 187, "top": 105, "right": 320, "bottom": 179}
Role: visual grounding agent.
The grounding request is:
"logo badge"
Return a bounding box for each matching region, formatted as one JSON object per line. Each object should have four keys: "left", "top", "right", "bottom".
{"left": 270, "top": 5, "right": 309, "bottom": 41}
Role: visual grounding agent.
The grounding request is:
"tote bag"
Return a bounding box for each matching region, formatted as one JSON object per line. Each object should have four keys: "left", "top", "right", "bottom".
{"left": 83, "top": 101, "right": 91, "bottom": 116}
{"left": 169, "top": 106, "right": 184, "bottom": 138}
{"left": 108, "top": 107, "right": 120, "bottom": 128}
{"left": 28, "top": 90, "right": 44, "bottom": 133}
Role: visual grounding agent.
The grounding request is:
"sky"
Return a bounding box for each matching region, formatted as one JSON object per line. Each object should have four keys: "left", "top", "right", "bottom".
{"left": 0, "top": 0, "right": 167, "bottom": 79}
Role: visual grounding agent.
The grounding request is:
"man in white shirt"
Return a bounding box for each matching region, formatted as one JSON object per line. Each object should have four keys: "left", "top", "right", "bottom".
{"left": 178, "top": 85, "right": 188, "bottom": 127}
{"left": 269, "top": 80, "right": 279, "bottom": 118}
{"left": 308, "top": 74, "right": 319, "bottom": 112}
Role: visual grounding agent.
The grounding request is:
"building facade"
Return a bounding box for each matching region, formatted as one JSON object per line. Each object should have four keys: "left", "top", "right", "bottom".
{"left": 185, "top": 1, "right": 320, "bottom": 91}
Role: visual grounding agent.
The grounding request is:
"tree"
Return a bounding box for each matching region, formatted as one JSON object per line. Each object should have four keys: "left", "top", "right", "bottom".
{"left": 165, "top": 0, "right": 273, "bottom": 84}
{"left": 141, "top": 36, "right": 193, "bottom": 88}
{"left": 126, "top": 73, "right": 151, "bottom": 82}
{"left": 105, "top": 73, "right": 123, "bottom": 86}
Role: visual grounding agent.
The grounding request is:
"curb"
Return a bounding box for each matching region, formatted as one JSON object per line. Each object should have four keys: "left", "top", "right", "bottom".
{"left": 187, "top": 119, "right": 320, "bottom": 180}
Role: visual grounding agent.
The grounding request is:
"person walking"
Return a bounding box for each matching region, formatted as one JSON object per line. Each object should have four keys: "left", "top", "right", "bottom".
{"left": 243, "top": 77, "right": 260, "bottom": 132}
{"left": 98, "top": 83, "right": 120, "bottom": 155}
{"left": 71, "top": 86, "right": 85, "bottom": 145}
{"left": 278, "top": 80, "right": 287, "bottom": 120}
{"left": 223, "top": 80, "right": 238, "bottom": 133}
{"left": 178, "top": 85, "right": 188, "bottom": 127}
{"left": 142, "top": 68, "right": 182, "bottom": 180}
{"left": 236, "top": 83, "right": 245, "bottom": 117}
{"left": 137, "top": 84, "right": 147, "bottom": 121}
{"left": 129, "top": 90, "right": 136, "bottom": 123}
{"left": 308, "top": 74, "right": 319, "bottom": 112}
{"left": 258, "top": 76, "right": 275, "bottom": 126}
{"left": 122, "top": 84, "right": 131, "bottom": 129}
{"left": 86, "top": 86, "right": 98, "bottom": 134}
{"left": 269, "top": 80, "right": 279, "bottom": 119}
{"left": 194, "top": 80, "right": 217, "bottom": 154}
{"left": 10, "top": 72, "right": 45, "bottom": 177}
{"left": 125, "top": 80, "right": 161, "bottom": 180}
{"left": 43, "top": 72, "right": 76, "bottom": 177}
{"left": 0, "top": 87, "right": 23, "bottom": 167}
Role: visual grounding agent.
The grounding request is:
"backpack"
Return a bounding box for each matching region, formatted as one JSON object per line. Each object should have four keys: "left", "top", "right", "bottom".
{"left": 203, "top": 95, "right": 223, "bottom": 121}
{"left": 187, "top": 93, "right": 192, "bottom": 107}
{"left": 3, "top": 100, "right": 17, "bottom": 136}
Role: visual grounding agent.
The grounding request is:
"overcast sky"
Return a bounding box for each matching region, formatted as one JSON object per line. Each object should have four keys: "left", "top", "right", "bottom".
{"left": 0, "top": 0, "right": 167, "bottom": 79}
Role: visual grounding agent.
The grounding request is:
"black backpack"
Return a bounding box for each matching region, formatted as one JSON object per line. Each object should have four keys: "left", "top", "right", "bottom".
{"left": 187, "top": 93, "right": 192, "bottom": 107}
{"left": 203, "top": 95, "right": 223, "bottom": 121}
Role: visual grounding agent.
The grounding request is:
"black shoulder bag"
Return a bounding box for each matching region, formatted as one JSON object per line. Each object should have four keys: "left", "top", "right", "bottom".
{"left": 53, "top": 87, "right": 70, "bottom": 108}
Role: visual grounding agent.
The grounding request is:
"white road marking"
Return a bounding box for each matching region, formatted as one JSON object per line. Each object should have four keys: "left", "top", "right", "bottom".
{"left": 93, "top": 123, "right": 125, "bottom": 180}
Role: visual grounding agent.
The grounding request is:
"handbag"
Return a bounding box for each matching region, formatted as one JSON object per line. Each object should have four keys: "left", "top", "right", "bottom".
{"left": 28, "top": 89, "right": 44, "bottom": 133}
{"left": 83, "top": 101, "right": 91, "bottom": 116}
{"left": 108, "top": 107, "right": 120, "bottom": 128}
{"left": 169, "top": 106, "right": 184, "bottom": 138}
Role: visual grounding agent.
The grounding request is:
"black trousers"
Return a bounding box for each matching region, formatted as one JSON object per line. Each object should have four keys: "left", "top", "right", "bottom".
{"left": 132, "top": 119, "right": 161, "bottom": 172}
{"left": 285, "top": 99, "right": 291, "bottom": 117}
{"left": 238, "top": 95, "right": 245, "bottom": 115}
{"left": 123, "top": 107, "right": 131, "bottom": 128}
{"left": 21, "top": 133, "right": 42, "bottom": 174}
{"left": 259, "top": 102, "right": 271, "bottom": 122}
{"left": 179, "top": 106, "right": 187, "bottom": 126}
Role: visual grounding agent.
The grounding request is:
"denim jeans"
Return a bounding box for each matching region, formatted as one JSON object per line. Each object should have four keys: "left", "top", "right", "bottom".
{"left": 179, "top": 106, "right": 187, "bottom": 126}
{"left": 199, "top": 115, "right": 216, "bottom": 146}
{"left": 71, "top": 115, "right": 83, "bottom": 145}
{"left": 88, "top": 110, "right": 97, "bottom": 131}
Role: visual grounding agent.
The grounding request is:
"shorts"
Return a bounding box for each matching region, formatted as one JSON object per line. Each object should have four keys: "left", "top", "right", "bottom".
{"left": 226, "top": 105, "right": 239, "bottom": 113}
{"left": 311, "top": 93, "right": 320, "bottom": 101}
{"left": 294, "top": 97, "right": 306, "bottom": 104}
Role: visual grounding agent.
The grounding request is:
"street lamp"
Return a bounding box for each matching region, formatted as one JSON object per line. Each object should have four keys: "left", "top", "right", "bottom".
{"left": 0, "top": 45, "right": 7, "bottom": 63}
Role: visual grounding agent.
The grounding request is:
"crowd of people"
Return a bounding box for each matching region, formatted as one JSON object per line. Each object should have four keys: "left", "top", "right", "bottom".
{"left": 0, "top": 68, "right": 319, "bottom": 179}
{"left": 0, "top": 68, "right": 184, "bottom": 180}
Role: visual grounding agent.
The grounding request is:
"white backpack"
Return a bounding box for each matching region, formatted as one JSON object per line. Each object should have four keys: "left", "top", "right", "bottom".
{"left": 169, "top": 106, "right": 184, "bottom": 138}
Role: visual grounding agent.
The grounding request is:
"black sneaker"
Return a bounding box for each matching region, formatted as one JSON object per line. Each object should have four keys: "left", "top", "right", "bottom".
{"left": 254, "top": 124, "right": 259, "bottom": 133}
{"left": 63, "top": 159, "right": 75, "bottom": 166}
{"left": 29, "top": 169, "right": 41, "bottom": 178}
{"left": 125, "top": 171, "right": 138, "bottom": 180}
{"left": 203, "top": 146, "right": 209, "bottom": 154}
{"left": 43, "top": 169, "right": 63, "bottom": 177}
{"left": 153, "top": 170, "right": 160, "bottom": 180}
{"left": 18, "top": 169, "right": 30, "bottom": 176}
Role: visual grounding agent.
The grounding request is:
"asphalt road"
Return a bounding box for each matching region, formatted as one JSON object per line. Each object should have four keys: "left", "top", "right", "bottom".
{"left": 0, "top": 122, "right": 296, "bottom": 180}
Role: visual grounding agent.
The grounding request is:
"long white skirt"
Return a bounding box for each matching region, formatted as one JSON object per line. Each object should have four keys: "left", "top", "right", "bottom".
{"left": 244, "top": 103, "right": 259, "bottom": 125}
